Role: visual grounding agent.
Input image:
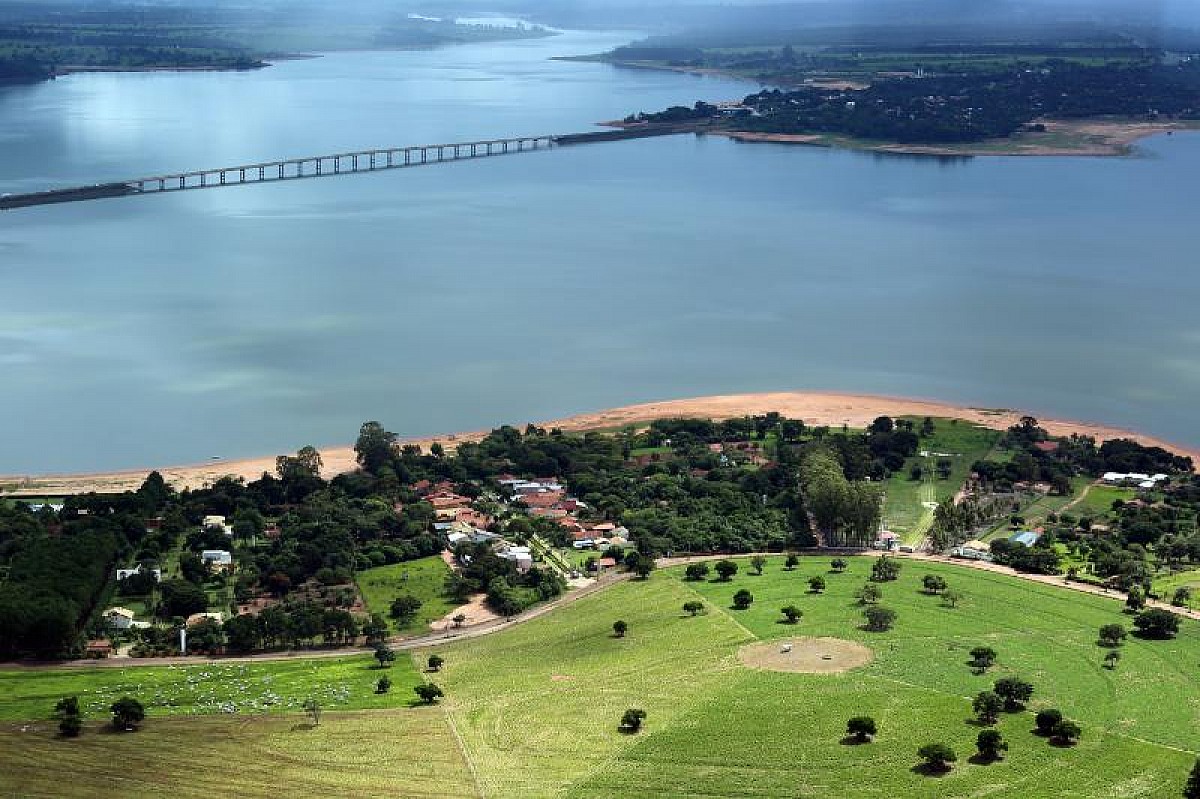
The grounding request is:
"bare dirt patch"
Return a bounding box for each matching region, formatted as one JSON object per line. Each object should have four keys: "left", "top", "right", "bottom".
{"left": 739, "top": 637, "right": 873, "bottom": 674}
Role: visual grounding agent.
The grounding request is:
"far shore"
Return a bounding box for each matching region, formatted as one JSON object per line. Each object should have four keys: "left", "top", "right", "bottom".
{"left": 2, "top": 391, "right": 1196, "bottom": 497}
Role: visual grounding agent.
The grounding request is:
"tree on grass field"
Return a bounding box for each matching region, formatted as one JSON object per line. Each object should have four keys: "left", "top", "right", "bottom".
{"left": 831, "top": 558, "right": 848, "bottom": 573}
{"left": 1172, "top": 587, "right": 1192, "bottom": 608}
{"left": 633, "top": 556, "right": 656, "bottom": 579}
{"left": 110, "top": 697, "right": 145, "bottom": 732}
{"left": 1126, "top": 585, "right": 1146, "bottom": 612}
{"left": 856, "top": 583, "right": 882, "bottom": 605}
{"left": 302, "top": 698, "right": 322, "bottom": 726}
{"left": 870, "top": 556, "right": 901, "bottom": 583}
{"left": 969, "top": 646, "right": 997, "bottom": 673}
{"left": 685, "top": 563, "right": 710, "bottom": 581}
{"left": 1184, "top": 759, "right": 1200, "bottom": 799}
{"left": 414, "top": 684, "right": 444, "bottom": 705}
{"left": 733, "top": 589, "right": 754, "bottom": 610}
{"left": 1035, "top": 709, "right": 1063, "bottom": 737}
{"left": 682, "top": 601, "right": 706, "bottom": 617}
{"left": 973, "top": 691, "right": 1003, "bottom": 725}
{"left": 976, "top": 729, "right": 1008, "bottom": 762}
{"left": 922, "top": 574, "right": 947, "bottom": 595}
{"left": 613, "top": 620, "right": 628, "bottom": 638}
{"left": 846, "top": 716, "right": 876, "bottom": 743}
{"left": 55, "top": 696, "right": 82, "bottom": 738}
{"left": 1051, "top": 719, "right": 1081, "bottom": 746}
{"left": 994, "top": 677, "right": 1033, "bottom": 711}
{"left": 1098, "top": 623, "right": 1127, "bottom": 647}
{"left": 1104, "top": 650, "right": 1121, "bottom": 670}
{"left": 942, "top": 589, "right": 964, "bottom": 608}
{"left": 781, "top": 605, "right": 802, "bottom": 624}
{"left": 389, "top": 594, "right": 423, "bottom": 624}
{"left": 715, "top": 560, "right": 738, "bottom": 582}
{"left": 375, "top": 675, "right": 391, "bottom": 694}
{"left": 619, "top": 708, "right": 646, "bottom": 733}
{"left": 427, "top": 654, "right": 445, "bottom": 672}
{"left": 917, "top": 743, "right": 957, "bottom": 773}
{"left": 362, "top": 613, "right": 389, "bottom": 644}
{"left": 808, "top": 575, "right": 826, "bottom": 593}
{"left": 751, "top": 555, "right": 767, "bottom": 575}
{"left": 1133, "top": 608, "right": 1180, "bottom": 639}
{"left": 374, "top": 643, "right": 396, "bottom": 669}
{"left": 785, "top": 553, "right": 799, "bottom": 571}
{"left": 863, "top": 606, "right": 896, "bottom": 632}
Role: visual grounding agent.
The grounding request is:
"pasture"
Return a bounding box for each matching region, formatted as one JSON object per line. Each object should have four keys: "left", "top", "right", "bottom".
{"left": 355, "top": 555, "right": 459, "bottom": 632}
{"left": 3, "top": 556, "right": 1199, "bottom": 797}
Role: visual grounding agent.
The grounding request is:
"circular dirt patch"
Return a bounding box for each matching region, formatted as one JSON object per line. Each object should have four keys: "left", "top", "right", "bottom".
{"left": 739, "top": 637, "right": 873, "bottom": 674}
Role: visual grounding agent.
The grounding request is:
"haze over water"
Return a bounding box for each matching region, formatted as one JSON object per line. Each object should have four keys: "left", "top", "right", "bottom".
{"left": 1, "top": 30, "right": 1198, "bottom": 473}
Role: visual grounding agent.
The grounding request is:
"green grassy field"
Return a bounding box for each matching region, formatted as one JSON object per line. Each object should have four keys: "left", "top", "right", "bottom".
{"left": 3, "top": 556, "right": 1198, "bottom": 797}
{"left": 0, "top": 654, "right": 424, "bottom": 721}
{"left": 355, "top": 555, "right": 459, "bottom": 633}
{"left": 883, "top": 419, "right": 1001, "bottom": 542}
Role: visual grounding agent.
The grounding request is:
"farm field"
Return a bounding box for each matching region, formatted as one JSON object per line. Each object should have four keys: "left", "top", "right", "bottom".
{"left": 3, "top": 556, "right": 1199, "bottom": 797}
{"left": 355, "top": 555, "right": 459, "bottom": 632}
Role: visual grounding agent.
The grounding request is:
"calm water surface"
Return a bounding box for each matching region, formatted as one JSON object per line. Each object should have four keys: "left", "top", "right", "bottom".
{"left": 1, "top": 31, "right": 1198, "bottom": 472}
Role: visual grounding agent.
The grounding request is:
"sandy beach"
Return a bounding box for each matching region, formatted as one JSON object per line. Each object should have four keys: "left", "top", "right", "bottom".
{"left": 2, "top": 391, "right": 1195, "bottom": 496}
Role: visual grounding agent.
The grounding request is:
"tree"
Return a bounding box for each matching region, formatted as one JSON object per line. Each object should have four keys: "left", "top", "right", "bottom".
{"left": 831, "top": 558, "right": 848, "bottom": 573}
{"left": 633, "top": 556, "right": 655, "bottom": 579}
{"left": 375, "top": 675, "right": 392, "bottom": 694}
{"left": 55, "top": 696, "right": 82, "bottom": 738}
{"left": 856, "top": 583, "right": 882, "bottom": 605}
{"left": 414, "top": 684, "right": 444, "bottom": 705}
{"left": 1183, "top": 759, "right": 1200, "bottom": 799}
{"left": 846, "top": 716, "right": 876, "bottom": 743}
{"left": 715, "top": 560, "right": 738, "bottom": 582}
{"left": 1098, "top": 623, "right": 1127, "bottom": 647}
{"left": 619, "top": 708, "right": 646, "bottom": 733}
{"left": 969, "top": 646, "right": 997, "bottom": 673}
{"left": 1035, "top": 708, "right": 1062, "bottom": 736}
{"left": 917, "top": 742, "right": 957, "bottom": 773}
{"left": 733, "top": 589, "right": 754, "bottom": 610}
{"left": 808, "top": 575, "right": 826, "bottom": 593}
{"left": 973, "top": 691, "right": 1003, "bottom": 725}
{"left": 362, "top": 613, "right": 389, "bottom": 644}
{"left": 452, "top": 613, "right": 467, "bottom": 628}
{"left": 784, "top": 553, "right": 799, "bottom": 571}
{"left": 1051, "top": 719, "right": 1081, "bottom": 746}
{"left": 781, "top": 605, "right": 802, "bottom": 624}
{"left": 1104, "top": 650, "right": 1121, "bottom": 669}
{"left": 976, "top": 729, "right": 1008, "bottom": 762}
{"left": 941, "top": 589, "right": 964, "bottom": 608}
{"left": 750, "top": 555, "right": 767, "bottom": 575}
{"left": 110, "top": 697, "right": 145, "bottom": 731}
{"left": 354, "top": 421, "right": 399, "bottom": 474}
{"left": 302, "top": 698, "right": 322, "bottom": 725}
{"left": 159, "top": 578, "right": 208, "bottom": 618}
{"left": 922, "top": 574, "right": 947, "bottom": 595}
{"left": 871, "top": 556, "right": 900, "bottom": 582}
{"left": 1133, "top": 608, "right": 1180, "bottom": 639}
{"left": 863, "top": 606, "right": 896, "bottom": 632}
{"left": 374, "top": 643, "right": 396, "bottom": 668}
{"left": 1126, "top": 584, "right": 1146, "bottom": 611}
{"left": 389, "top": 594, "right": 423, "bottom": 624}
{"left": 428, "top": 654, "right": 444, "bottom": 672}
{"left": 1172, "top": 587, "right": 1192, "bottom": 607}
{"left": 684, "top": 563, "right": 710, "bottom": 581}
{"left": 613, "top": 620, "right": 628, "bottom": 638}
{"left": 993, "top": 677, "right": 1033, "bottom": 711}
{"left": 682, "top": 601, "right": 705, "bottom": 617}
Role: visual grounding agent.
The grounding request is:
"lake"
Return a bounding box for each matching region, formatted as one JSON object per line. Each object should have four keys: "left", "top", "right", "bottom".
{"left": 1, "top": 30, "right": 1198, "bottom": 473}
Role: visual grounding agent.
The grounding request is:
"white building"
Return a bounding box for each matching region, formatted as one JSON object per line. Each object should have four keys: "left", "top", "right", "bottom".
{"left": 498, "top": 545, "right": 534, "bottom": 573}
{"left": 203, "top": 515, "right": 234, "bottom": 536}
{"left": 201, "top": 549, "right": 233, "bottom": 569}
{"left": 103, "top": 606, "right": 149, "bottom": 630}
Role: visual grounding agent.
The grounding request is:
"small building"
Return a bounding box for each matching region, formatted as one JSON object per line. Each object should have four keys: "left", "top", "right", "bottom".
{"left": 498, "top": 545, "right": 533, "bottom": 573}
{"left": 203, "top": 515, "right": 233, "bottom": 536}
{"left": 1010, "top": 531, "right": 1039, "bottom": 547}
{"left": 201, "top": 549, "right": 233, "bottom": 570}
{"left": 186, "top": 612, "right": 224, "bottom": 627}
{"left": 84, "top": 640, "right": 113, "bottom": 659}
{"left": 103, "top": 607, "right": 138, "bottom": 629}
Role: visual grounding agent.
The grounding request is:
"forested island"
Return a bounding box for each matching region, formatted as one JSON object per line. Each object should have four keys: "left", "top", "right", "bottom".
{"left": 0, "top": 411, "right": 1194, "bottom": 660}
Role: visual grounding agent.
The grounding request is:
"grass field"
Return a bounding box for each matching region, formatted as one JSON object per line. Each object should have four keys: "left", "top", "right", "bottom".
{"left": 883, "top": 419, "right": 1001, "bottom": 542}
{"left": 355, "top": 555, "right": 459, "bottom": 633}
{"left": 0, "top": 654, "right": 424, "bottom": 721}
{"left": 3, "top": 556, "right": 1199, "bottom": 797}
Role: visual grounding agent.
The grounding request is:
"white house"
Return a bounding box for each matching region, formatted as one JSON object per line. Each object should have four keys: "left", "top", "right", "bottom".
{"left": 201, "top": 549, "right": 233, "bottom": 569}
{"left": 203, "top": 515, "right": 234, "bottom": 536}
{"left": 103, "top": 606, "right": 148, "bottom": 630}
{"left": 498, "top": 545, "right": 533, "bottom": 573}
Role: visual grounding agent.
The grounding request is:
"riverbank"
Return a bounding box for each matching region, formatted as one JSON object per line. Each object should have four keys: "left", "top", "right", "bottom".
{"left": 2, "top": 391, "right": 1195, "bottom": 496}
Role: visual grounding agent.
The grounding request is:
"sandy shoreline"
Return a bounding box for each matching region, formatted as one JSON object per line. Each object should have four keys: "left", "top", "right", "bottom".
{"left": 2, "top": 391, "right": 1195, "bottom": 496}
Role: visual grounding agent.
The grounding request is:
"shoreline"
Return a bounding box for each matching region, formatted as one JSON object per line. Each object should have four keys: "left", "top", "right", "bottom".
{"left": 3, "top": 390, "right": 1196, "bottom": 496}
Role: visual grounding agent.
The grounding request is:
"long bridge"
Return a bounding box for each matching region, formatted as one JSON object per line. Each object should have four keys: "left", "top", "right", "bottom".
{"left": 0, "top": 126, "right": 688, "bottom": 211}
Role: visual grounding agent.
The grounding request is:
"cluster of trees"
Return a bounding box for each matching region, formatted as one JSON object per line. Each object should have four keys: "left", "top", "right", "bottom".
{"left": 446, "top": 542, "right": 565, "bottom": 617}
{"left": 800, "top": 450, "right": 883, "bottom": 548}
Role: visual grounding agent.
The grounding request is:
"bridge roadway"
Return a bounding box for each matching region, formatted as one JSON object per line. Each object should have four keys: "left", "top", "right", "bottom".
{"left": 0, "top": 134, "right": 560, "bottom": 211}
